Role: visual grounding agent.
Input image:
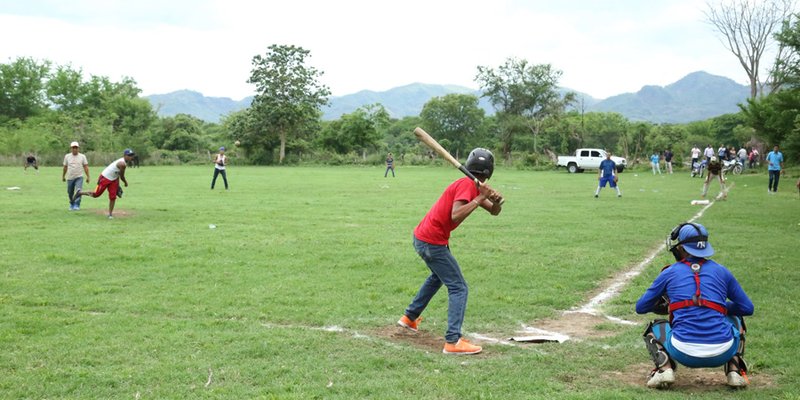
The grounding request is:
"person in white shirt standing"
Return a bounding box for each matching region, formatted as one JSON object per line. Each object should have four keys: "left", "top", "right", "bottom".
{"left": 75, "top": 149, "right": 134, "bottom": 219}
{"left": 211, "top": 146, "right": 229, "bottom": 190}
{"left": 62, "top": 141, "right": 90, "bottom": 211}
{"left": 690, "top": 146, "right": 701, "bottom": 167}
{"left": 703, "top": 144, "right": 715, "bottom": 161}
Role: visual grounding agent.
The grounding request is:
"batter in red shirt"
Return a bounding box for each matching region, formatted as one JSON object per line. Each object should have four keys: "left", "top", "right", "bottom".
{"left": 397, "top": 148, "right": 503, "bottom": 355}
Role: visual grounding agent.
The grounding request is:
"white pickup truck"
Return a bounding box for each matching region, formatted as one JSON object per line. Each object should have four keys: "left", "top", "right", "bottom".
{"left": 557, "top": 148, "right": 627, "bottom": 173}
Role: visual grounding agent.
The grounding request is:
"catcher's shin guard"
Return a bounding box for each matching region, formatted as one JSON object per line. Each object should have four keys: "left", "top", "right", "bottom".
{"left": 724, "top": 316, "right": 749, "bottom": 384}
{"left": 644, "top": 335, "right": 670, "bottom": 369}
{"left": 643, "top": 320, "right": 671, "bottom": 369}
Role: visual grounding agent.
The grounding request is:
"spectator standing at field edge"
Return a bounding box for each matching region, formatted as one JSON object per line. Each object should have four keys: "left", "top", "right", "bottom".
{"left": 397, "top": 148, "right": 503, "bottom": 355}
{"left": 737, "top": 147, "right": 747, "bottom": 170}
{"left": 748, "top": 148, "right": 759, "bottom": 169}
{"left": 74, "top": 149, "right": 134, "bottom": 219}
{"left": 62, "top": 141, "right": 90, "bottom": 211}
{"left": 650, "top": 153, "right": 662, "bottom": 175}
{"left": 636, "top": 222, "right": 753, "bottom": 389}
{"left": 594, "top": 150, "right": 621, "bottom": 198}
{"left": 704, "top": 144, "right": 715, "bottom": 161}
{"left": 664, "top": 149, "right": 674, "bottom": 174}
{"left": 766, "top": 144, "right": 784, "bottom": 194}
{"left": 691, "top": 146, "right": 701, "bottom": 168}
{"left": 211, "top": 147, "right": 229, "bottom": 190}
{"left": 385, "top": 152, "right": 395, "bottom": 177}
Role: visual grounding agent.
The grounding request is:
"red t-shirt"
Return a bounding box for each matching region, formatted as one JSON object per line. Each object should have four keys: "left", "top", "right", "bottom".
{"left": 414, "top": 177, "right": 479, "bottom": 245}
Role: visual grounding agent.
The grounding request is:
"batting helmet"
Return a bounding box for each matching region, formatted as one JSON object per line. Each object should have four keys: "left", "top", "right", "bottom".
{"left": 465, "top": 148, "right": 494, "bottom": 180}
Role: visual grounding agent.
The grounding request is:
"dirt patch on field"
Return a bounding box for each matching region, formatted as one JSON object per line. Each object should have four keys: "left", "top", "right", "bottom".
{"left": 525, "top": 312, "right": 622, "bottom": 341}
{"left": 615, "top": 363, "right": 775, "bottom": 392}
{"left": 91, "top": 209, "right": 135, "bottom": 218}
{"left": 372, "top": 324, "right": 493, "bottom": 358}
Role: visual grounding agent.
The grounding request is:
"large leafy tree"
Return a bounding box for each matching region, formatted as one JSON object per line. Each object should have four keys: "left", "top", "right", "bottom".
{"left": 45, "top": 64, "right": 86, "bottom": 113}
{"left": 0, "top": 57, "right": 51, "bottom": 120}
{"left": 152, "top": 113, "right": 205, "bottom": 151}
{"left": 475, "top": 58, "right": 575, "bottom": 158}
{"left": 419, "top": 93, "right": 485, "bottom": 160}
{"left": 247, "top": 44, "right": 330, "bottom": 164}
{"left": 318, "top": 104, "right": 388, "bottom": 156}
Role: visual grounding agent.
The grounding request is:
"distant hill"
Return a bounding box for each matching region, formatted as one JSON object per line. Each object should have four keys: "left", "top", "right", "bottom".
{"left": 588, "top": 71, "right": 749, "bottom": 123}
{"left": 144, "top": 71, "right": 749, "bottom": 124}
{"left": 323, "top": 83, "right": 479, "bottom": 120}
{"left": 145, "top": 90, "right": 252, "bottom": 123}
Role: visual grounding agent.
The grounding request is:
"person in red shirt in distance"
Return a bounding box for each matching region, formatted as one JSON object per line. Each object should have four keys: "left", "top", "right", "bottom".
{"left": 397, "top": 148, "right": 503, "bottom": 355}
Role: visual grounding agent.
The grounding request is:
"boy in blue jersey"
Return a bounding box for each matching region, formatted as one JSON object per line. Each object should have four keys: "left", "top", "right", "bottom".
{"left": 594, "top": 151, "right": 621, "bottom": 198}
{"left": 636, "top": 223, "right": 753, "bottom": 389}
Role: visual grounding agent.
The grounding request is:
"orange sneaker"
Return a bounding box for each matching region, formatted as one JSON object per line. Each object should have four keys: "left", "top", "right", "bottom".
{"left": 442, "top": 338, "right": 482, "bottom": 355}
{"left": 397, "top": 315, "right": 422, "bottom": 332}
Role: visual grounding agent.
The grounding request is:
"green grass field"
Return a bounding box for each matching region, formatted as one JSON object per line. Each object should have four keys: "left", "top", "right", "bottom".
{"left": 2, "top": 164, "right": 799, "bottom": 399}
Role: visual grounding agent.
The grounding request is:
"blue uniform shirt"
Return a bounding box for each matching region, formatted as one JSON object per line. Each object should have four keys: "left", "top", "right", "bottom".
{"left": 599, "top": 159, "right": 616, "bottom": 177}
{"left": 766, "top": 151, "right": 783, "bottom": 171}
{"left": 650, "top": 154, "right": 659, "bottom": 164}
{"left": 636, "top": 257, "right": 753, "bottom": 345}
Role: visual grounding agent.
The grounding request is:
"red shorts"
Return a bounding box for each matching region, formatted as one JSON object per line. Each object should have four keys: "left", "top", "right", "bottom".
{"left": 93, "top": 175, "right": 120, "bottom": 200}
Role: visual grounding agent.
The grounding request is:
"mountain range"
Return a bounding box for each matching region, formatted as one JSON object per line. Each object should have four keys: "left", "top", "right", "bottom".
{"left": 144, "top": 71, "right": 749, "bottom": 124}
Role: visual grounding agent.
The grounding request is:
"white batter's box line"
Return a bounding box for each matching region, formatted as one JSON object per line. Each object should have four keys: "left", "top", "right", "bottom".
{"left": 572, "top": 183, "right": 734, "bottom": 321}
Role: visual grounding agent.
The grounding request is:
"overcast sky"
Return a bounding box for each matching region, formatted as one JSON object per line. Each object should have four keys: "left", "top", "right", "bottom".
{"left": 0, "top": 0, "right": 771, "bottom": 100}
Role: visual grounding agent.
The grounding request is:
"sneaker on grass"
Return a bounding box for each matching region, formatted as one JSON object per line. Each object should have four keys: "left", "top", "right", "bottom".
{"left": 397, "top": 315, "right": 421, "bottom": 332}
{"left": 442, "top": 338, "right": 482, "bottom": 355}
{"left": 646, "top": 368, "right": 674, "bottom": 389}
{"left": 726, "top": 371, "right": 748, "bottom": 387}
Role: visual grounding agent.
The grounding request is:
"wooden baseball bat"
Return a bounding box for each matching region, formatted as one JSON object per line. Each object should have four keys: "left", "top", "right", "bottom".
{"left": 414, "top": 127, "right": 504, "bottom": 205}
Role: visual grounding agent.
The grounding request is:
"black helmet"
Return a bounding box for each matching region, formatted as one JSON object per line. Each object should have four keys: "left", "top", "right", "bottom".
{"left": 465, "top": 148, "right": 494, "bottom": 179}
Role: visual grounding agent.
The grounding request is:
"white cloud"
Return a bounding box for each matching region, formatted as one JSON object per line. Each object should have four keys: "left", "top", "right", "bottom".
{"left": 0, "top": 0, "right": 757, "bottom": 100}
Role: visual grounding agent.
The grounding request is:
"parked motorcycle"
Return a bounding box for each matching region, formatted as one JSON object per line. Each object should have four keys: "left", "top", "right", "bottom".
{"left": 722, "top": 158, "right": 743, "bottom": 175}
{"left": 691, "top": 160, "right": 707, "bottom": 178}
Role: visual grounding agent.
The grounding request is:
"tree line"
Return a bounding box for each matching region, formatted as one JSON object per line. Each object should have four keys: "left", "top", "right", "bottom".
{"left": 2, "top": 9, "right": 799, "bottom": 167}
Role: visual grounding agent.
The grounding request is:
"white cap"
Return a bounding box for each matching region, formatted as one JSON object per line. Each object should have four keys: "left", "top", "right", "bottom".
{"left": 70, "top": 141, "right": 80, "bottom": 147}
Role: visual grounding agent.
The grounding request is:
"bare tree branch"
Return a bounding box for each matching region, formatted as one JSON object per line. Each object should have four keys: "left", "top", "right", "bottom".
{"left": 705, "top": 0, "right": 796, "bottom": 98}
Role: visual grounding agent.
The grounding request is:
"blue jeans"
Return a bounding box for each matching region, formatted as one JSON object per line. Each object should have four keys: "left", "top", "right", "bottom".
{"left": 651, "top": 316, "right": 742, "bottom": 368}
{"left": 385, "top": 166, "right": 395, "bottom": 177}
{"left": 769, "top": 170, "right": 781, "bottom": 192}
{"left": 67, "top": 177, "right": 84, "bottom": 208}
{"left": 405, "top": 236, "right": 468, "bottom": 343}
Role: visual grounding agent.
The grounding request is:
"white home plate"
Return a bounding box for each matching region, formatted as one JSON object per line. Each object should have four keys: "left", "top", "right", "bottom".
{"left": 509, "top": 326, "right": 569, "bottom": 343}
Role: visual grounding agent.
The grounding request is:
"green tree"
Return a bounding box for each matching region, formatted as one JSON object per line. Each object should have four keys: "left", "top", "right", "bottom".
{"left": 384, "top": 116, "right": 422, "bottom": 160}
{"left": 581, "top": 112, "right": 630, "bottom": 152}
{"left": 419, "top": 93, "right": 485, "bottom": 160}
{"left": 318, "top": 104, "right": 389, "bottom": 156}
{"left": 45, "top": 64, "right": 86, "bottom": 113}
{"left": 0, "top": 57, "right": 51, "bottom": 120}
{"left": 475, "top": 58, "right": 575, "bottom": 158}
{"left": 247, "top": 44, "right": 330, "bottom": 164}
{"left": 152, "top": 114, "right": 205, "bottom": 151}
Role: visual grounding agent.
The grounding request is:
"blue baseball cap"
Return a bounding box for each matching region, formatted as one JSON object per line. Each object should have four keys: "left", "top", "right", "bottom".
{"left": 123, "top": 148, "right": 135, "bottom": 156}
{"left": 678, "top": 223, "right": 714, "bottom": 258}
{"left": 219, "top": 146, "right": 226, "bottom": 151}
